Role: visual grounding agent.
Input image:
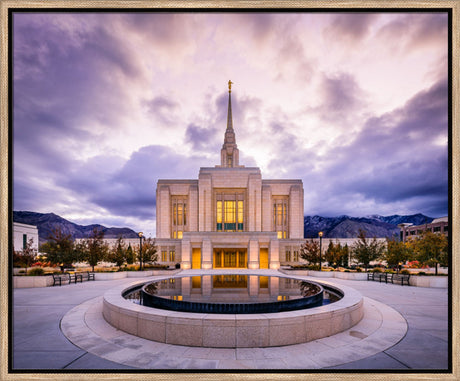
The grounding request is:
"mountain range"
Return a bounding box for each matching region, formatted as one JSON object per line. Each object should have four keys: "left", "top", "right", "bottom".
{"left": 13, "top": 210, "right": 434, "bottom": 245}
{"left": 13, "top": 211, "right": 138, "bottom": 245}
{"left": 304, "top": 214, "right": 433, "bottom": 238}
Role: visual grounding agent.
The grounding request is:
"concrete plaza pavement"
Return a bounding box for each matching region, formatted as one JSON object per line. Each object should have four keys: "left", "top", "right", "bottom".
{"left": 11, "top": 270, "right": 450, "bottom": 372}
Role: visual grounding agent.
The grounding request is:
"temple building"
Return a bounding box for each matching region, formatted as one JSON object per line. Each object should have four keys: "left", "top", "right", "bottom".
{"left": 155, "top": 82, "right": 304, "bottom": 269}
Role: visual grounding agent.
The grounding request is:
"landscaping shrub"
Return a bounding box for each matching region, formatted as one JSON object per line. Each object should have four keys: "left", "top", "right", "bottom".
{"left": 372, "top": 268, "right": 383, "bottom": 273}
{"left": 400, "top": 269, "right": 410, "bottom": 275}
{"left": 143, "top": 263, "right": 169, "bottom": 270}
{"left": 290, "top": 264, "right": 309, "bottom": 269}
{"left": 417, "top": 271, "right": 426, "bottom": 276}
{"left": 356, "top": 267, "right": 363, "bottom": 272}
{"left": 28, "top": 267, "right": 45, "bottom": 276}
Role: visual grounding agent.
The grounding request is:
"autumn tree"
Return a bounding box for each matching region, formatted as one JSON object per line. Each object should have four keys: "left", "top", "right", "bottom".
{"left": 106, "top": 236, "right": 127, "bottom": 268}
{"left": 324, "top": 241, "right": 344, "bottom": 268}
{"left": 384, "top": 238, "right": 414, "bottom": 269}
{"left": 351, "top": 229, "right": 385, "bottom": 272}
{"left": 126, "top": 244, "right": 135, "bottom": 265}
{"left": 13, "top": 238, "right": 37, "bottom": 272}
{"left": 41, "top": 228, "right": 76, "bottom": 269}
{"left": 139, "top": 238, "right": 158, "bottom": 268}
{"left": 80, "top": 227, "right": 109, "bottom": 272}
{"left": 407, "top": 230, "right": 448, "bottom": 275}
{"left": 300, "top": 239, "right": 321, "bottom": 268}
{"left": 342, "top": 244, "right": 350, "bottom": 267}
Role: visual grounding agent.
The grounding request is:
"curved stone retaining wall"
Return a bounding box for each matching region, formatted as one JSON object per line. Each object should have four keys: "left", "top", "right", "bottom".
{"left": 102, "top": 276, "right": 364, "bottom": 348}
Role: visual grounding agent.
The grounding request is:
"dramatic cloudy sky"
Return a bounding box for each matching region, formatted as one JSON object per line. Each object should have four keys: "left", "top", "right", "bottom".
{"left": 13, "top": 11, "right": 449, "bottom": 237}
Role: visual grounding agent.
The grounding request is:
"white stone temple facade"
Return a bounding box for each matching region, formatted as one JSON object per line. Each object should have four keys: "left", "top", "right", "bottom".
{"left": 155, "top": 82, "right": 304, "bottom": 269}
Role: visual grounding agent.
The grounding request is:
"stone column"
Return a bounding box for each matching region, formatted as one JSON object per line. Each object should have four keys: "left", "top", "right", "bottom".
{"left": 201, "top": 239, "right": 212, "bottom": 269}
{"left": 261, "top": 184, "right": 272, "bottom": 232}
{"left": 198, "top": 173, "right": 212, "bottom": 232}
{"left": 156, "top": 185, "right": 171, "bottom": 238}
{"left": 248, "top": 239, "right": 259, "bottom": 269}
{"left": 189, "top": 184, "right": 199, "bottom": 232}
{"left": 248, "top": 173, "right": 262, "bottom": 231}
{"left": 289, "top": 184, "right": 303, "bottom": 239}
{"left": 181, "top": 239, "right": 191, "bottom": 269}
{"left": 269, "top": 239, "right": 280, "bottom": 269}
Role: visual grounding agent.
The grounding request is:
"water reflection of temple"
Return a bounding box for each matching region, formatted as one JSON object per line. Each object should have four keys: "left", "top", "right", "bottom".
{"left": 150, "top": 275, "right": 320, "bottom": 304}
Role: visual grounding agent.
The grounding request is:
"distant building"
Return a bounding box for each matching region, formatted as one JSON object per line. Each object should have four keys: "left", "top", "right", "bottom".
{"left": 154, "top": 82, "right": 304, "bottom": 269}
{"left": 75, "top": 237, "right": 143, "bottom": 250}
{"left": 398, "top": 217, "right": 448, "bottom": 243}
{"left": 13, "top": 222, "right": 39, "bottom": 252}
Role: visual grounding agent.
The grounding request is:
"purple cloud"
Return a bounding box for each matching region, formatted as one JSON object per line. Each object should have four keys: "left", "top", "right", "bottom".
{"left": 306, "top": 78, "right": 448, "bottom": 216}
{"left": 325, "top": 13, "right": 379, "bottom": 43}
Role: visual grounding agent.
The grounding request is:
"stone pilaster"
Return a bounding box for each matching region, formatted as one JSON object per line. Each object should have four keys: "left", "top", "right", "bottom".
{"left": 189, "top": 184, "right": 199, "bottom": 232}
{"left": 156, "top": 185, "right": 171, "bottom": 239}
{"left": 181, "top": 239, "right": 191, "bottom": 269}
{"left": 198, "top": 173, "right": 212, "bottom": 232}
{"left": 289, "top": 184, "right": 303, "bottom": 239}
{"left": 269, "top": 239, "right": 280, "bottom": 269}
{"left": 201, "top": 239, "right": 212, "bottom": 269}
{"left": 248, "top": 239, "right": 260, "bottom": 269}
{"left": 261, "top": 184, "right": 272, "bottom": 232}
{"left": 248, "top": 173, "right": 262, "bottom": 231}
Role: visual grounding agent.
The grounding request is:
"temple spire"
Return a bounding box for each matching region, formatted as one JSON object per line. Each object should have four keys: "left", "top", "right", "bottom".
{"left": 226, "top": 80, "right": 234, "bottom": 134}
{"left": 220, "top": 80, "right": 241, "bottom": 168}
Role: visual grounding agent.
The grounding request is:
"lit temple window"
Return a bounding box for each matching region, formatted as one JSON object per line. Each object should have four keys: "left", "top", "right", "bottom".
{"left": 238, "top": 200, "right": 244, "bottom": 231}
{"left": 273, "top": 198, "right": 288, "bottom": 239}
{"left": 216, "top": 194, "right": 244, "bottom": 232}
{"left": 216, "top": 201, "right": 222, "bottom": 231}
{"left": 224, "top": 201, "right": 236, "bottom": 231}
{"left": 171, "top": 197, "right": 187, "bottom": 239}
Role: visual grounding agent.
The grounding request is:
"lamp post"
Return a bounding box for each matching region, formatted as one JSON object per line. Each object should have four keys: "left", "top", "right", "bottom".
{"left": 318, "top": 231, "right": 323, "bottom": 271}
{"left": 138, "top": 232, "right": 145, "bottom": 271}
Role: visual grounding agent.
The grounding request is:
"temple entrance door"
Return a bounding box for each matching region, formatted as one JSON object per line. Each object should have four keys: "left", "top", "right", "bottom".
{"left": 192, "top": 248, "right": 201, "bottom": 269}
{"left": 259, "top": 248, "right": 269, "bottom": 269}
{"left": 213, "top": 249, "right": 247, "bottom": 268}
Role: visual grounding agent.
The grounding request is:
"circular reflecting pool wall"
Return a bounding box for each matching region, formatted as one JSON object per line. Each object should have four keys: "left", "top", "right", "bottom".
{"left": 103, "top": 274, "right": 363, "bottom": 348}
